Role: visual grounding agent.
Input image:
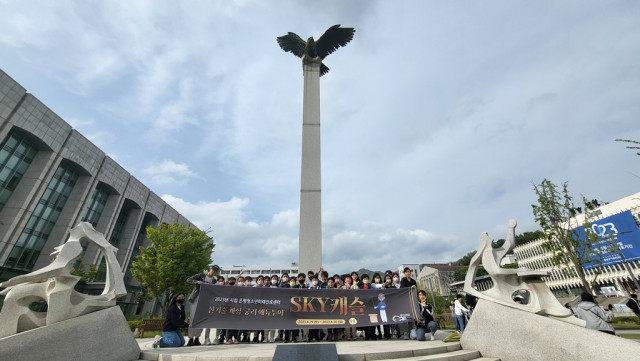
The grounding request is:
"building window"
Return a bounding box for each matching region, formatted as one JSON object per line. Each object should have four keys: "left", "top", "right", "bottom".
{"left": 81, "top": 184, "right": 110, "bottom": 228}
{"left": 4, "top": 162, "right": 78, "bottom": 271}
{"left": 108, "top": 208, "right": 129, "bottom": 248}
{"left": 0, "top": 130, "right": 38, "bottom": 212}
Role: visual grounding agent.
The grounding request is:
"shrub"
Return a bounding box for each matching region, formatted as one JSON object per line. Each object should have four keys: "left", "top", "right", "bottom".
{"left": 612, "top": 316, "right": 640, "bottom": 325}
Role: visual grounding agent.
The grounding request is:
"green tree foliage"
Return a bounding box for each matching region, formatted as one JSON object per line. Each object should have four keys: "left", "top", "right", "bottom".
{"left": 453, "top": 265, "right": 489, "bottom": 282}
{"left": 355, "top": 268, "right": 384, "bottom": 278}
{"left": 531, "top": 179, "right": 604, "bottom": 295}
{"left": 455, "top": 251, "right": 477, "bottom": 266}
{"left": 515, "top": 230, "right": 545, "bottom": 246}
{"left": 71, "top": 261, "right": 105, "bottom": 283}
{"left": 131, "top": 222, "right": 214, "bottom": 316}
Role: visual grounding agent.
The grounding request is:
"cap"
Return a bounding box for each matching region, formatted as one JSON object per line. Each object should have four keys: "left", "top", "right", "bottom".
{"left": 210, "top": 264, "right": 220, "bottom": 271}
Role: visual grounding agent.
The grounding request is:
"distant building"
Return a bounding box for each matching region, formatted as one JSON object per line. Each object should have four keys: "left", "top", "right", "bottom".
{"left": 397, "top": 263, "right": 423, "bottom": 278}
{"left": 513, "top": 192, "right": 640, "bottom": 298}
{"left": 416, "top": 263, "right": 465, "bottom": 296}
{"left": 218, "top": 264, "right": 299, "bottom": 279}
{"left": 0, "top": 69, "right": 200, "bottom": 317}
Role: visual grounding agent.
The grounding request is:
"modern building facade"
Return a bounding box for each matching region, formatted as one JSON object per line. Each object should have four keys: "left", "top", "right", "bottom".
{"left": 0, "top": 69, "right": 198, "bottom": 317}
{"left": 513, "top": 192, "right": 640, "bottom": 298}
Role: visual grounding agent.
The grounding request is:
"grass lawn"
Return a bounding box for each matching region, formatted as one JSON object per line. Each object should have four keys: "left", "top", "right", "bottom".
{"left": 619, "top": 334, "right": 640, "bottom": 340}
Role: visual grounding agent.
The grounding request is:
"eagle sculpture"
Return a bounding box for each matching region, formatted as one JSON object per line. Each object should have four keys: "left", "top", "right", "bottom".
{"left": 277, "top": 24, "right": 355, "bottom": 76}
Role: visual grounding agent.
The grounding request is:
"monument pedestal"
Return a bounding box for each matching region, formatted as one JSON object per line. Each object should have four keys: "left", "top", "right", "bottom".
{"left": 0, "top": 306, "right": 140, "bottom": 361}
{"left": 461, "top": 299, "right": 640, "bottom": 361}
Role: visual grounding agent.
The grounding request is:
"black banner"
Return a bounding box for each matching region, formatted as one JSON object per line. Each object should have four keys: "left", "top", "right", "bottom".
{"left": 192, "top": 285, "right": 419, "bottom": 329}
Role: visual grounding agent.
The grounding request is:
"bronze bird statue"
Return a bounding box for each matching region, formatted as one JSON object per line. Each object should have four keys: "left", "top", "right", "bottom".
{"left": 277, "top": 24, "right": 355, "bottom": 76}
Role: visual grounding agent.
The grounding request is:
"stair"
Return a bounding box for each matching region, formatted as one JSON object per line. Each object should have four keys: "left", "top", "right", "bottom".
{"left": 134, "top": 339, "right": 499, "bottom": 361}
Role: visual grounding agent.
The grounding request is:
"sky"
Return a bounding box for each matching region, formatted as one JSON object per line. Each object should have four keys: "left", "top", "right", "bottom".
{"left": 1, "top": 1, "right": 639, "bottom": 275}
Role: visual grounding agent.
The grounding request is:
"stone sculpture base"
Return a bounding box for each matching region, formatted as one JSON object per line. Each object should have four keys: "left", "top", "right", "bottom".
{"left": 273, "top": 343, "right": 338, "bottom": 361}
{"left": 0, "top": 306, "right": 140, "bottom": 361}
{"left": 461, "top": 299, "right": 640, "bottom": 361}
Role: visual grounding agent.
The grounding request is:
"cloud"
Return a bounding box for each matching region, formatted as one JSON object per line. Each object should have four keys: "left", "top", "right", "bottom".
{"left": 3, "top": 1, "right": 640, "bottom": 276}
{"left": 142, "top": 160, "right": 200, "bottom": 186}
{"left": 161, "top": 194, "right": 470, "bottom": 274}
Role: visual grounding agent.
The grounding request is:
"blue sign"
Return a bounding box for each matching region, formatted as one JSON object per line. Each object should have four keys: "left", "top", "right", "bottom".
{"left": 575, "top": 210, "right": 640, "bottom": 269}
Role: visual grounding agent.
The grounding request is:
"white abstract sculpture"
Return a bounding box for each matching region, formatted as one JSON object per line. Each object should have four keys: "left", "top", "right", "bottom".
{"left": 464, "top": 219, "right": 584, "bottom": 326}
{"left": 0, "top": 222, "right": 127, "bottom": 338}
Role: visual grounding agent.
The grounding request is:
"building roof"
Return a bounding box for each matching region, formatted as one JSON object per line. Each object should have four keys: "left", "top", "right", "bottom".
{"left": 422, "top": 263, "right": 465, "bottom": 271}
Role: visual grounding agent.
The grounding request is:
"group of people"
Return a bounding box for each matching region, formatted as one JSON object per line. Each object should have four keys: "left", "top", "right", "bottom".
{"left": 153, "top": 266, "right": 439, "bottom": 348}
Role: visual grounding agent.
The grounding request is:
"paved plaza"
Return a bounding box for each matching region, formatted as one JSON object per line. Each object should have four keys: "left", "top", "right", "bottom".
{"left": 134, "top": 331, "right": 487, "bottom": 361}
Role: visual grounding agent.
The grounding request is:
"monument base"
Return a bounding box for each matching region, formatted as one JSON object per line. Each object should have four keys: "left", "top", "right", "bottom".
{"left": 0, "top": 306, "right": 140, "bottom": 361}
{"left": 461, "top": 299, "right": 640, "bottom": 361}
{"left": 273, "top": 343, "right": 338, "bottom": 361}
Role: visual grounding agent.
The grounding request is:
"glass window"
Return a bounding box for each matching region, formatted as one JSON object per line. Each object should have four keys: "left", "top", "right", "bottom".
{"left": 81, "top": 184, "right": 110, "bottom": 228}
{"left": 108, "top": 208, "right": 129, "bottom": 247}
{"left": 0, "top": 130, "right": 38, "bottom": 212}
{"left": 3, "top": 162, "right": 78, "bottom": 272}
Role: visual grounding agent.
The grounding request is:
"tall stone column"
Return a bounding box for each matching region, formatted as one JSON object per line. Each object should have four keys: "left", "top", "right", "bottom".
{"left": 298, "top": 61, "right": 322, "bottom": 274}
{"left": 277, "top": 24, "right": 355, "bottom": 275}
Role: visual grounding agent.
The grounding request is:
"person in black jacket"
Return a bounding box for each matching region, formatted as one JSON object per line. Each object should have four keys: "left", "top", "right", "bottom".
{"left": 415, "top": 290, "right": 438, "bottom": 341}
{"left": 626, "top": 294, "right": 640, "bottom": 318}
{"left": 186, "top": 264, "right": 219, "bottom": 346}
{"left": 153, "top": 293, "right": 190, "bottom": 348}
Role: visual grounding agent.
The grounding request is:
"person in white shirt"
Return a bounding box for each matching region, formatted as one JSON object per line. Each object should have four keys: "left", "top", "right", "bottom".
{"left": 454, "top": 294, "right": 469, "bottom": 333}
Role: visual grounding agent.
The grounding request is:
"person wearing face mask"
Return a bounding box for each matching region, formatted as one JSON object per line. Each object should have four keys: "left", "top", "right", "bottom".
{"left": 392, "top": 273, "right": 401, "bottom": 288}
{"left": 371, "top": 273, "right": 383, "bottom": 289}
{"left": 153, "top": 293, "right": 190, "bottom": 348}
{"left": 237, "top": 277, "right": 251, "bottom": 343}
{"left": 294, "top": 273, "right": 307, "bottom": 288}
{"left": 279, "top": 273, "right": 290, "bottom": 289}
{"left": 186, "top": 264, "right": 219, "bottom": 346}
{"left": 251, "top": 276, "right": 266, "bottom": 342}
{"left": 370, "top": 273, "right": 384, "bottom": 339}
{"left": 358, "top": 274, "right": 375, "bottom": 340}
{"left": 306, "top": 275, "right": 322, "bottom": 341}
{"left": 333, "top": 274, "right": 343, "bottom": 288}
{"left": 292, "top": 273, "right": 307, "bottom": 341}
{"left": 265, "top": 275, "right": 279, "bottom": 342}
{"left": 278, "top": 273, "right": 294, "bottom": 342}
{"left": 381, "top": 274, "right": 395, "bottom": 339}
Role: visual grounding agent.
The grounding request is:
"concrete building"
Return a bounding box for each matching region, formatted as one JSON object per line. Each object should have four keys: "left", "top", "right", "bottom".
{"left": 416, "top": 263, "right": 465, "bottom": 296}
{"left": 0, "top": 69, "right": 199, "bottom": 318}
{"left": 218, "top": 264, "right": 300, "bottom": 279}
{"left": 512, "top": 192, "right": 640, "bottom": 298}
{"left": 397, "top": 263, "right": 465, "bottom": 297}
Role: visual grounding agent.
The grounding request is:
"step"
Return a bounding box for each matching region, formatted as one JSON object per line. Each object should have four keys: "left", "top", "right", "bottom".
{"left": 137, "top": 339, "right": 471, "bottom": 361}
{"left": 337, "top": 342, "right": 462, "bottom": 361}
{"left": 372, "top": 349, "right": 481, "bottom": 361}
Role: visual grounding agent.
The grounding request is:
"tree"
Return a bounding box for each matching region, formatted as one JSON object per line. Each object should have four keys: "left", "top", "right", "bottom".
{"left": 531, "top": 179, "right": 602, "bottom": 295}
{"left": 615, "top": 138, "right": 640, "bottom": 156}
{"left": 455, "top": 251, "right": 477, "bottom": 266}
{"left": 131, "top": 222, "right": 214, "bottom": 316}
{"left": 515, "top": 230, "right": 545, "bottom": 247}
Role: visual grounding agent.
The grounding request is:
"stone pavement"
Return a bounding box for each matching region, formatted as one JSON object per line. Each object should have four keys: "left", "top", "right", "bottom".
{"left": 134, "top": 330, "right": 494, "bottom": 361}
